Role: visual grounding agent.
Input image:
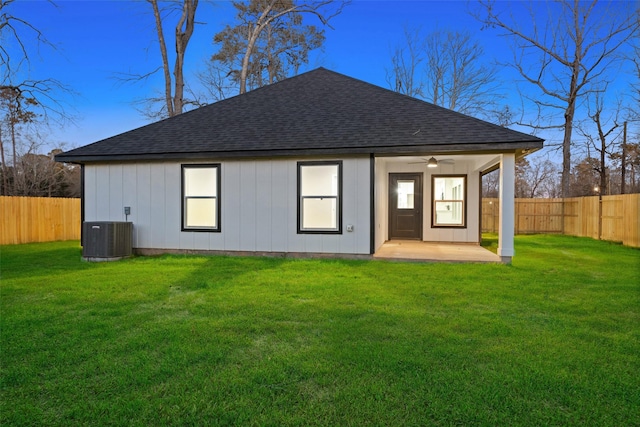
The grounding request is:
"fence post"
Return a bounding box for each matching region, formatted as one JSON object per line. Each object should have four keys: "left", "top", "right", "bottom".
{"left": 561, "top": 197, "right": 565, "bottom": 235}
{"left": 598, "top": 192, "right": 602, "bottom": 240}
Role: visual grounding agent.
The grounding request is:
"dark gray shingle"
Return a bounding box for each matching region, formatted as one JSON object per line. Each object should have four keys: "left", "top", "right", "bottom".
{"left": 56, "top": 68, "right": 543, "bottom": 162}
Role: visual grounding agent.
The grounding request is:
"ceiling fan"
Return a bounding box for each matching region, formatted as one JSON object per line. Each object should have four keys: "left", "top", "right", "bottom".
{"left": 408, "top": 157, "right": 454, "bottom": 168}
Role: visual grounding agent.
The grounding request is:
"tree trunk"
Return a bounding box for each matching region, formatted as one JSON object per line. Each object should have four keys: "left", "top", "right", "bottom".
{"left": 562, "top": 48, "right": 581, "bottom": 198}
{"left": 149, "top": 0, "right": 174, "bottom": 117}
{"left": 240, "top": 26, "right": 260, "bottom": 94}
{"left": 173, "top": 0, "right": 197, "bottom": 116}
{"left": 10, "top": 115, "right": 21, "bottom": 195}
{"left": 621, "top": 122, "right": 627, "bottom": 194}
{"left": 561, "top": 104, "right": 574, "bottom": 198}
{"left": 0, "top": 127, "right": 8, "bottom": 195}
{"left": 596, "top": 111, "right": 607, "bottom": 195}
{"left": 600, "top": 135, "right": 606, "bottom": 195}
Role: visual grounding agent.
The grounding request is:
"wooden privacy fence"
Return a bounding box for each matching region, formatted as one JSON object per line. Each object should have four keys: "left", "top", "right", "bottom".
{"left": 0, "top": 196, "right": 81, "bottom": 245}
{"left": 1, "top": 195, "right": 638, "bottom": 247}
{"left": 482, "top": 194, "right": 640, "bottom": 248}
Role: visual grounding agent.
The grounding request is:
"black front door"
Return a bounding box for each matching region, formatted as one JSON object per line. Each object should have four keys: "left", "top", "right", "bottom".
{"left": 389, "top": 173, "right": 423, "bottom": 240}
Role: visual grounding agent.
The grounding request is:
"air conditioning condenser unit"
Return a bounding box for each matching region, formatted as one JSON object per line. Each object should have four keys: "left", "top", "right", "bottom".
{"left": 82, "top": 221, "right": 133, "bottom": 261}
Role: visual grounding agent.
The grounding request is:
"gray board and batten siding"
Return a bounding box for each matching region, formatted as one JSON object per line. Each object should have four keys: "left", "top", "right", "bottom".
{"left": 84, "top": 157, "right": 371, "bottom": 255}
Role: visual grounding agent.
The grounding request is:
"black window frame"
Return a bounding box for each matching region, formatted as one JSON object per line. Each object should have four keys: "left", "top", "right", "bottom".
{"left": 297, "top": 160, "right": 343, "bottom": 234}
{"left": 181, "top": 163, "right": 221, "bottom": 232}
{"left": 431, "top": 174, "right": 467, "bottom": 229}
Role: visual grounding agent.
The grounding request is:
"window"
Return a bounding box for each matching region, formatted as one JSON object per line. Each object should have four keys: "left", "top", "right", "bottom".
{"left": 432, "top": 175, "right": 466, "bottom": 227}
{"left": 298, "top": 161, "right": 342, "bottom": 233}
{"left": 182, "top": 164, "right": 221, "bottom": 231}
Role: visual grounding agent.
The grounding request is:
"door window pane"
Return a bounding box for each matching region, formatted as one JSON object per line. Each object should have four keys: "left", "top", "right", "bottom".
{"left": 397, "top": 180, "right": 414, "bottom": 209}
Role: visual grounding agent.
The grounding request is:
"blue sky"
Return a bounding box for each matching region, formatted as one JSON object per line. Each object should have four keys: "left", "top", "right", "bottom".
{"left": 7, "top": 0, "right": 637, "bottom": 159}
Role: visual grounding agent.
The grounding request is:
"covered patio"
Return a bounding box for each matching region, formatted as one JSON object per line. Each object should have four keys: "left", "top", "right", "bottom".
{"left": 373, "top": 153, "right": 517, "bottom": 263}
{"left": 373, "top": 240, "right": 501, "bottom": 263}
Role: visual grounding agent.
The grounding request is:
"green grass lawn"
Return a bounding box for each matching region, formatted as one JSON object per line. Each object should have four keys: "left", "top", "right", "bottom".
{"left": 1, "top": 235, "right": 639, "bottom": 426}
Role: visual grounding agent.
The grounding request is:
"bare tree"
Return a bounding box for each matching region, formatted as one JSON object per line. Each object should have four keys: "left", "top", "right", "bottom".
{"left": 570, "top": 157, "right": 601, "bottom": 197}
{"left": 385, "top": 25, "right": 426, "bottom": 97}
{"left": 484, "top": 155, "right": 561, "bottom": 199}
{"left": 629, "top": 40, "right": 640, "bottom": 105}
{"left": 147, "top": 0, "right": 198, "bottom": 117}
{"left": 0, "top": 0, "right": 58, "bottom": 85}
{"left": 0, "top": 0, "right": 74, "bottom": 195}
{"left": 0, "top": 85, "right": 36, "bottom": 194}
{"left": 387, "top": 27, "right": 501, "bottom": 119}
{"left": 4, "top": 148, "right": 80, "bottom": 197}
{"left": 197, "top": 64, "right": 238, "bottom": 103}
{"left": 424, "top": 29, "right": 501, "bottom": 117}
{"left": 515, "top": 157, "right": 560, "bottom": 198}
{"left": 476, "top": 0, "right": 640, "bottom": 197}
{"left": 577, "top": 91, "right": 624, "bottom": 196}
{"left": 482, "top": 169, "right": 499, "bottom": 198}
{"left": 622, "top": 142, "right": 640, "bottom": 193}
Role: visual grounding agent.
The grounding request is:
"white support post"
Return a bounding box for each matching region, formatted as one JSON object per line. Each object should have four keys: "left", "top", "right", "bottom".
{"left": 498, "top": 153, "right": 515, "bottom": 263}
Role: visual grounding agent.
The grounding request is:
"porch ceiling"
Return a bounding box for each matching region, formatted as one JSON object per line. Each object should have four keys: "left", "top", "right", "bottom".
{"left": 377, "top": 153, "right": 502, "bottom": 172}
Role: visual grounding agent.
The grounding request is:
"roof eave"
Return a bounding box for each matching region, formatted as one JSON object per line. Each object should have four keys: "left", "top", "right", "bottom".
{"left": 55, "top": 140, "right": 544, "bottom": 164}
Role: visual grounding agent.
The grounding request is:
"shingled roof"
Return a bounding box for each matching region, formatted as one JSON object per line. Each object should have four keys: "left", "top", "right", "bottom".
{"left": 56, "top": 68, "right": 543, "bottom": 163}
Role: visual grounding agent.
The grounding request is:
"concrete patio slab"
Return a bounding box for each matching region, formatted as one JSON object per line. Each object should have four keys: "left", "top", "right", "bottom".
{"left": 374, "top": 240, "right": 502, "bottom": 263}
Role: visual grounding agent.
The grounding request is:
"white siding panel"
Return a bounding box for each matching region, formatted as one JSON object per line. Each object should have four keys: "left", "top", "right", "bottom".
{"left": 95, "top": 164, "right": 111, "bottom": 221}
{"left": 84, "top": 166, "right": 98, "bottom": 221}
{"left": 239, "top": 162, "right": 257, "bottom": 251}
{"left": 255, "top": 162, "right": 272, "bottom": 252}
{"left": 122, "top": 165, "right": 138, "bottom": 246}
{"left": 356, "top": 158, "right": 372, "bottom": 253}
{"left": 136, "top": 164, "right": 152, "bottom": 248}
{"left": 304, "top": 235, "right": 323, "bottom": 253}
{"left": 321, "top": 234, "right": 339, "bottom": 254}
{"left": 179, "top": 231, "right": 195, "bottom": 250}
{"left": 192, "top": 231, "right": 210, "bottom": 250}
{"left": 286, "top": 162, "right": 304, "bottom": 253}
{"left": 270, "top": 160, "right": 289, "bottom": 251}
{"left": 122, "top": 166, "right": 137, "bottom": 214}
{"left": 339, "top": 159, "right": 357, "bottom": 253}
{"left": 223, "top": 162, "right": 241, "bottom": 251}
{"left": 108, "top": 164, "right": 124, "bottom": 220}
{"left": 163, "top": 164, "right": 181, "bottom": 249}
{"left": 150, "top": 164, "right": 166, "bottom": 248}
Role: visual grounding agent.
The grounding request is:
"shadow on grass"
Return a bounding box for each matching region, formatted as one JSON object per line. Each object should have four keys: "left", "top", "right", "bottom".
{"left": 0, "top": 241, "right": 89, "bottom": 280}
{"left": 480, "top": 233, "right": 498, "bottom": 253}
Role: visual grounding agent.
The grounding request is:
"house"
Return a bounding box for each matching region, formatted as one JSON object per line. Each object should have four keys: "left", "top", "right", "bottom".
{"left": 55, "top": 68, "right": 543, "bottom": 263}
